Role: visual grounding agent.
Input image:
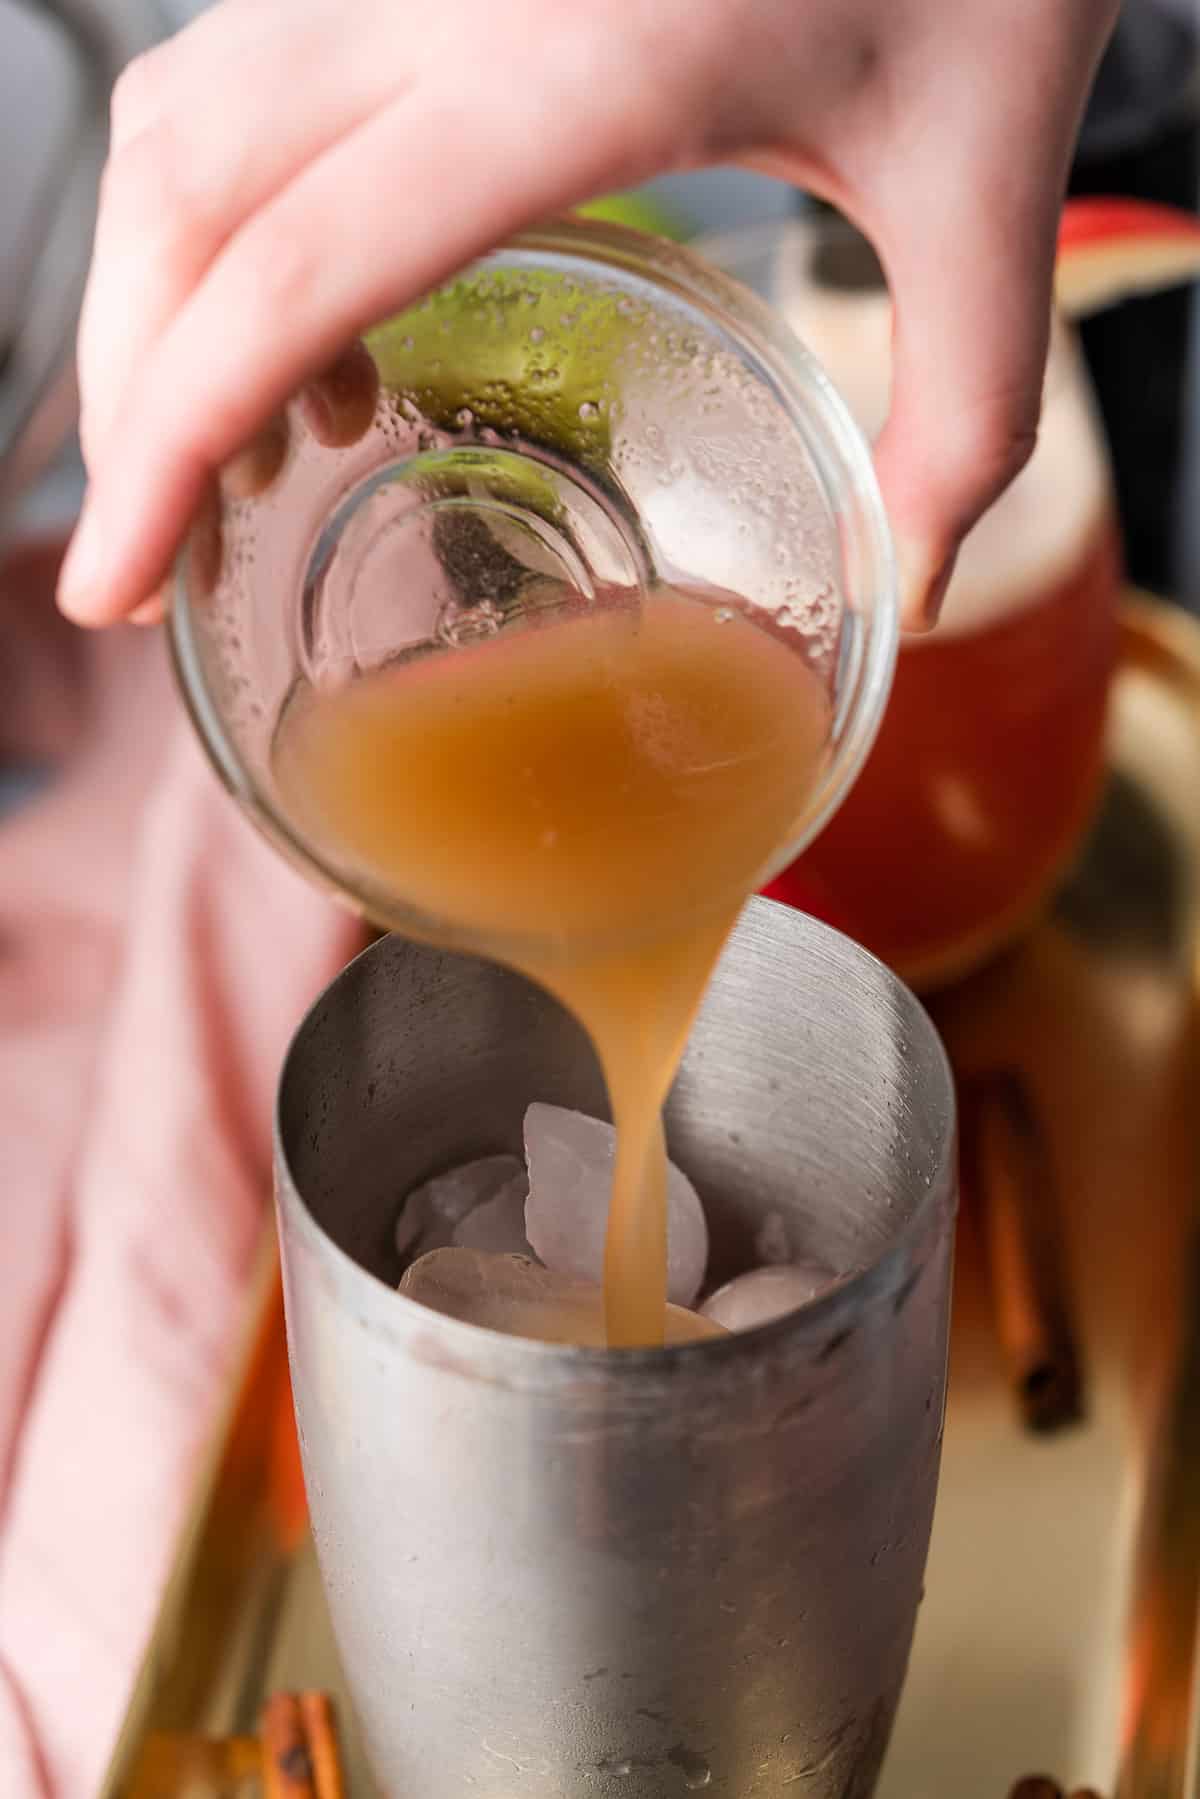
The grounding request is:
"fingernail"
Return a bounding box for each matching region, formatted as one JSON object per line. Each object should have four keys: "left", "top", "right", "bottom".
{"left": 130, "top": 593, "right": 165, "bottom": 627}
{"left": 299, "top": 340, "right": 379, "bottom": 448}
{"left": 186, "top": 479, "right": 225, "bottom": 599}
{"left": 221, "top": 414, "right": 290, "bottom": 500}
{"left": 895, "top": 537, "right": 955, "bottom": 632}
{"left": 923, "top": 557, "right": 955, "bottom": 628}
{"left": 57, "top": 504, "right": 104, "bottom": 620}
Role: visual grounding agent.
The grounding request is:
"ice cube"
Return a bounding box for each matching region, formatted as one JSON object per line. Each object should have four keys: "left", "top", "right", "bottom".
{"left": 452, "top": 1174, "right": 534, "bottom": 1257}
{"left": 400, "top": 1248, "right": 726, "bottom": 1347}
{"left": 523, "top": 1104, "right": 708, "bottom": 1306}
{"left": 395, "top": 1155, "right": 525, "bottom": 1261}
{"left": 700, "top": 1262, "right": 838, "bottom": 1332}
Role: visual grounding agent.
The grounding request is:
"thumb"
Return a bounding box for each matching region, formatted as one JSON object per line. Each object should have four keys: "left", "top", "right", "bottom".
{"left": 871, "top": 165, "right": 1062, "bottom": 632}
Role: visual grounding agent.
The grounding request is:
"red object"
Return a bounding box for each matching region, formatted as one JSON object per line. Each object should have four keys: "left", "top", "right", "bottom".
{"left": 759, "top": 863, "right": 859, "bottom": 940}
{"left": 1056, "top": 196, "right": 1200, "bottom": 318}
{"left": 1058, "top": 196, "right": 1200, "bottom": 254}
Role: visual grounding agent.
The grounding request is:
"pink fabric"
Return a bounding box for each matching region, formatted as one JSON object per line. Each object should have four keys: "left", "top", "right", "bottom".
{"left": 0, "top": 539, "right": 361, "bottom": 1796}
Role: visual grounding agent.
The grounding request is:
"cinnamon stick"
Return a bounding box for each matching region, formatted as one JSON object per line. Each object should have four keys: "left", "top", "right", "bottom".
{"left": 259, "top": 1691, "right": 346, "bottom": 1799}
{"left": 260, "top": 1694, "right": 317, "bottom": 1799}
{"left": 299, "top": 1691, "right": 347, "bottom": 1799}
{"left": 1006, "top": 1780, "right": 1110, "bottom": 1798}
{"left": 961, "top": 1072, "right": 1085, "bottom": 1434}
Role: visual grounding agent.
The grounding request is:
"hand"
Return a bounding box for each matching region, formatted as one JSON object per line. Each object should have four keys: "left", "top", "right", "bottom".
{"left": 57, "top": 0, "right": 1117, "bottom": 631}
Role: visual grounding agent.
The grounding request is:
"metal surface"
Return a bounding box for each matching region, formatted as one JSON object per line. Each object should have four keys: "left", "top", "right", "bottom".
{"left": 104, "top": 596, "right": 1200, "bottom": 1799}
{"left": 274, "top": 904, "right": 956, "bottom": 1798}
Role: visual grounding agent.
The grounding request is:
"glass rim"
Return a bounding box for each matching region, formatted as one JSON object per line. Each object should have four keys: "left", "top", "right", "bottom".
{"left": 274, "top": 899, "right": 955, "bottom": 1374}
{"left": 171, "top": 215, "right": 898, "bottom": 939}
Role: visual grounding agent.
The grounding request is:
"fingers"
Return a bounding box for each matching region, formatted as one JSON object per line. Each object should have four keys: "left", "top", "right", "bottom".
{"left": 59, "top": 0, "right": 1122, "bottom": 642}
{"left": 868, "top": 4, "right": 1115, "bottom": 630}
{"left": 219, "top": 413, "right": 290, "bottom": 501}
{"left": 298, "top": 341, "right": 380, "bottom": 449}
{"left": 59, "top": 20, "right": 676, "bottom": 625}
{"left": 871, "top": 167, "right": 1057, "bottom": 632}
{"left": 76, "top": 0, "right": 397, "bottom": 472}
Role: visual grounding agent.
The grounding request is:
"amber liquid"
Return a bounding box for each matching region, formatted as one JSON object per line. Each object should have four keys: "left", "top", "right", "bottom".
{"left": 275, "top": 589, "right": 830, "bottom": 1344}
{"left": 795, "top": 527, "right": 1121, "bottom": 987}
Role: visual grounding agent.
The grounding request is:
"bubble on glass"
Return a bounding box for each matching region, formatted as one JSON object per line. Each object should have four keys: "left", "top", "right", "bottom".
{"left": 435, "top": 598, "right": 504, "bottom": 647}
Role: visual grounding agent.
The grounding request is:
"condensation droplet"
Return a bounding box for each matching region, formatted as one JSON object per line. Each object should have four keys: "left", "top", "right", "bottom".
{"left": 436, "top": 599, "right": 503, "bottom": 647}
{"left": 670, "top": 1747, "right": 713, "bottom": 1789}
{"left": 578, "top": 401, "right": 599, "bottom": 422}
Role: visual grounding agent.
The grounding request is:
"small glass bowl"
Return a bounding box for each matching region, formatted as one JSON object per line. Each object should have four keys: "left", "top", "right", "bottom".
{"left": 170, "top": 217, "right": 896, "bottom": 940}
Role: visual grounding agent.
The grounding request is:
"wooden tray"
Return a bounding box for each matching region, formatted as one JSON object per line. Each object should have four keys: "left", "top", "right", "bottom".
{"left": 102, "top": 596, "right": 1200, "bottom": 1799}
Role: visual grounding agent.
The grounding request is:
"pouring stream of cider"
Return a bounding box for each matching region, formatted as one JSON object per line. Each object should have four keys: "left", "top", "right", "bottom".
{"left": 275, "top": 588, "right": 829, "bottom": 1345}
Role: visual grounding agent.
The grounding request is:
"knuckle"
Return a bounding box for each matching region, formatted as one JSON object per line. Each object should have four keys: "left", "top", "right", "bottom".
{"left": 109, "top": 48, "right": 170, "bottom": 145}
{"left": 100, "top": 123, "right": 212, "bottom": 269}
{"left": 188, "top": 378, "right": 260, "bottom": 473}
{"left": 974, "top": 408, "right": 1040, "bottom": 499}
{"left": 946, "top": 393, "right": 1041, "bottom": 525}
{"left": 102, "top": 125, "right": 172, "bottom": 217}
{"left": 234, "top": 219, "right": 323, "bottom": 330}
